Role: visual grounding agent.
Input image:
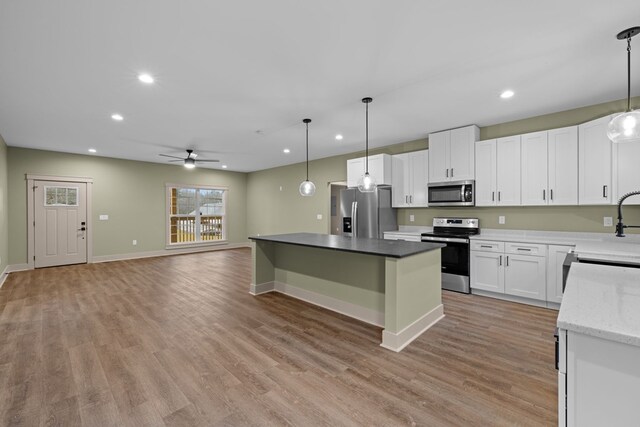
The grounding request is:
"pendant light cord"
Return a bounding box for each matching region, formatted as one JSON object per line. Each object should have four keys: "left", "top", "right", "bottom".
{"left": 627, "top": 35, "right": 632, "bottom": 112}
{"left": 365, "top": 101, "right": 369, "bottom": 174}
{"left": 305, "top": 121, "right": 309, "bottom": 180}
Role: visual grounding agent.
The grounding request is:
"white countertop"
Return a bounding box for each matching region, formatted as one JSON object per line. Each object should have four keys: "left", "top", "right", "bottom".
{"left": 558, "top": 262, "right": 640, "bottom": 347}
{"left": 573, "top": 240, "right": 640, "bottom": 265}
{"left": 384, "top": 226, "right": 432, "bottom": 236}
{"left": 470, "top": 229, "right": 604, "bottom": 246}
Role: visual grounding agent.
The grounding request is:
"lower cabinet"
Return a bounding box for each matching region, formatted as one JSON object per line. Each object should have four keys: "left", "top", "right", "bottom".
{"left": 547, "top": 245, "right": 574, "bottom": 304}
{"left": 471, "top": 240, "right": 547, "bottom": 302}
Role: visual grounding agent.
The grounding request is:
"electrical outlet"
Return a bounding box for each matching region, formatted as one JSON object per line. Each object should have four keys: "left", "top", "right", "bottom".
{"left": 279, "top": 186, "right": 283, "bottom": 191}
{"left": 604, "top": 217, "right": 613, "bottom": 227}
{"left": 316, "top": 214, "right": 323, "bottom": 220}
{"left": 498, "top": 216, "right": 506, "bottom": 225}
{"left": 132, "top": 240, "right": 137, "bottom": 246}
{"left": 409, "top": 215, "right": 415, "bottom": 222}
{"left": 99, "top": 214, "right": 109, "bottom": 220}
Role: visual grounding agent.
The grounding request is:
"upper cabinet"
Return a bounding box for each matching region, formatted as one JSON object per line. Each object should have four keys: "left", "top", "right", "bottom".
{"left": 428, "top": 125, "right": 479, "bottom": 183}
{"left": 520, "top": 126, "right": 579, "bottom": 206}
{"left": 614, "top": 141, "right": 640, "bottom": 205}
{"left": 475, "top": 136, "right": 521, "bottom": 206}
{"left": 391, "top": 150, "right": 429, "bottom": 208}
{"left": 346, "top": 154, "right": 392, "bottom": 188}
{"left": 579, "top": 115, "right": 614, "bottom": 205}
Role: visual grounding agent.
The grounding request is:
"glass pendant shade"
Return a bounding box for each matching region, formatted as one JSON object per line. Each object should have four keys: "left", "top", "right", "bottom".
{"left": 357, "top": 172, "right": 376, "bottom": 193}
{"left": 299, "top": 180, "right": 316, "bottom": 196}
{"left": 608, "top": 110, "right": 640, "bottom": 143}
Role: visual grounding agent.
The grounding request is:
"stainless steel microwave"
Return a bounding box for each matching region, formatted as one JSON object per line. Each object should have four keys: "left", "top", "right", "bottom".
{"left": 427, "top": 180, "right": 475, "bottom": 207}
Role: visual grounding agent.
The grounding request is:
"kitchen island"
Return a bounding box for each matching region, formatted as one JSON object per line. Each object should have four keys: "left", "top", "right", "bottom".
{"left": 249, "top": 233, "right": 444, "bottom": 352}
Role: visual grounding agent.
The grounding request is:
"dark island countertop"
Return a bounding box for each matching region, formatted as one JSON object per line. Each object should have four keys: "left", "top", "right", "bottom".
{"left": 249, "top": 232, "right": 444, "bottom": 259}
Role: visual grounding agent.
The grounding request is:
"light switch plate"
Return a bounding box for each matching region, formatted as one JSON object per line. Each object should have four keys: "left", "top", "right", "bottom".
{"left": 604, "top": 217, "right": 613, "bottom": 227}
{"left": 316, "top": 214, "right": 323, "bottom": 220}
{"left": 498, "top": 216, "right": 506, "bottom": 225}
{"left": 99, "top": 214, "right": 109, "bottom": 220}
{"left": 409, "top": 215, "right": 415, "bottom": 222}
{"left": 132, "top": 240, "right": 137, "bottom": 246}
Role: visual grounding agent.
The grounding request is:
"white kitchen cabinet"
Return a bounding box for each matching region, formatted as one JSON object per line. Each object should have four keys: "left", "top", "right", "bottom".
{"left": 613, "top": 141, "right": 640, "bottom": 205}
{"left": 503, "top": 253, "right": 546, "bottom": 300}
{"left": 346, "top": 154, "right": 392, "bottom": 188}
{"left": 579, "top": 115, "right": 613, "bottom": 205}
{"left": 496, "top": 135, "right": 521, "bottom": 206}
{"left": 559, "top": 331, "right": 640, "bottom": 426}
{"left": 471, "top": 240, "right": 547, "bottom": 302}
{"left": 475, "top": 140, "right": 498, "bottom": 206}
{"left": 470, "top": 251, "right": 505, "bottom": 293}
{"left": 521, "top": 131, "right": 548, "bottom": 205}
{"left": 548, "top": 126, "right": 579, "bottom": 205}
{"left": 391, "top": 150, "right": 428, "bottom": 207}
{"left": 428, "top": 125, "right": 479, "bottom": 183}
{"left": 547, "top": 245, "right": 573, "bottom": 304}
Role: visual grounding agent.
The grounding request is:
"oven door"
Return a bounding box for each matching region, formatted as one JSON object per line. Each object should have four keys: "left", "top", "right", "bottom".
{"left": 422, "top": 236, "right": 470, "bottom": 293}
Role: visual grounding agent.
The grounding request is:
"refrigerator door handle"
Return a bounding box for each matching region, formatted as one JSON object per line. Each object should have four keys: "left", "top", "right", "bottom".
{"left": 352, "top": 201, "right": 358, "bottom": 237}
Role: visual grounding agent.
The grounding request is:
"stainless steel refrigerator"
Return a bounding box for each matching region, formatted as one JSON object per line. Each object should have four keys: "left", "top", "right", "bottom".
{"left": 339, "top": 186, "right": 397, "bottom": 239}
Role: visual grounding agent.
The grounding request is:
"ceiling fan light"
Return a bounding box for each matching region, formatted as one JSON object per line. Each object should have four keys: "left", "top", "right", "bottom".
{"left": 608, "top": 110, "right": 640, "bottom": 143}
{"left": 184, "top": 158, "right": 196, "bottom": 168}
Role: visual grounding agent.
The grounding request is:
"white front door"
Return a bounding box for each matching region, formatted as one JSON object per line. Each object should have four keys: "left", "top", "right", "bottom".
{"left": 34, "top": 180, "right": 87, "bottom": 268}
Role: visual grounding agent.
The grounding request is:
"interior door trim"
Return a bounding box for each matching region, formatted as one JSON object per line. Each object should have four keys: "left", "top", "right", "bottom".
{"left": 26, "top": 174, "right": 93, "bottom": 270}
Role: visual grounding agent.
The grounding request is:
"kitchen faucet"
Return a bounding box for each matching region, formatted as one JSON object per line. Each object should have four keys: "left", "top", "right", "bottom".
{"left": 615, "top": 190, "right": 640, "bottom": 237}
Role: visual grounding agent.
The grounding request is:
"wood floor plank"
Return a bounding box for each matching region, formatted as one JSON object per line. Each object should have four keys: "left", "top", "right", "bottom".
{"left": 0, "top": 248, "right": 559, "bottom": 426}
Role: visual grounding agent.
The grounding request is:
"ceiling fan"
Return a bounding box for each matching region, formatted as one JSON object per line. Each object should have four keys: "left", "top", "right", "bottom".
{"left": 159, "top": 149, "right": 219, "bottom": 169}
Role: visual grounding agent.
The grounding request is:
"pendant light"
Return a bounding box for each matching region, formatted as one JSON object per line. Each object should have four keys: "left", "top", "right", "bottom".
{"left": 299, "top": 118, "right": 316, "bottom": 196}
{"left": 357, "top": 97, "right": 377, "bottom": 193}
{"left": 608, "top": 26, "right": 640, "bottom": 143}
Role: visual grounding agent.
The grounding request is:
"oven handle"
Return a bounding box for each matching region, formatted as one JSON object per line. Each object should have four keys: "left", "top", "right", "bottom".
{"left": 421, "top": 236, "right": 469, "bottom": 244}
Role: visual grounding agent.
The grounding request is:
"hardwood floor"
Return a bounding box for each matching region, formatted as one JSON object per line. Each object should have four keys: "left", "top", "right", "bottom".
{"left": 0, "top": 248, "right": 559, "bottom": 426}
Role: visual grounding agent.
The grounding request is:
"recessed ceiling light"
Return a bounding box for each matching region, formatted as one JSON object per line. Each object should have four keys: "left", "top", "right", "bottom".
{"left": 283, "top": 148, "right": 291, "bottom": 154}
{"left": 138, "top": 73, "right": 155, "bottom": 84}
{"left": 88, "top": 148, "right": 97, "bottom": 153}
{"left": 500, "top": 90, "right": 515, "bottom": 99}
{"left": 221, "top": 165, "right": 228, "bottom": 169}
{"left": 335, "top": 134, "right": 343, "bottom": 141}
{"left": 111, "top": 113, "right": 124, "bottom": 121}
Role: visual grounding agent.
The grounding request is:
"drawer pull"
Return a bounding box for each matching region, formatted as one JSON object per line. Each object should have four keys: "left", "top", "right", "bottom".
{"left": 517, "top": 248, "right": 532, "bottom": 252}
{"left": 480, "top": 245, "right": 493, "bottom": 248}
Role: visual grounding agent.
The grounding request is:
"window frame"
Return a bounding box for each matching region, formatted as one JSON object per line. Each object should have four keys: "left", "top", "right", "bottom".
{"left": 165, "top": 183, "right": 228, "bottom": 249}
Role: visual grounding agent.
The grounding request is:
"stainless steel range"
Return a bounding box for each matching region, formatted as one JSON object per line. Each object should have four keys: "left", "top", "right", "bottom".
{"left": 421, "top": 217, "right": 479, "bottom": 293}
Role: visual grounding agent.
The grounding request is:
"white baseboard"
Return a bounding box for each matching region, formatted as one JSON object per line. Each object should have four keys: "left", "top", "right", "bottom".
{"left": 380, "top": 304, "right": 444, "bottom": 352}
{"left": 250, "top": 280, "right": 385, "bottom": 327}
{"left": 6, "top": 263, "right": 30, "bottom": 273}
{"left": 92, "top": 242, "right": 251, "bottom": 263}
{"left": 0, "top": 265, "right": 8, "bottom": 289}
{"left": 249, "top": 281, "right": 276, "bottom": 295}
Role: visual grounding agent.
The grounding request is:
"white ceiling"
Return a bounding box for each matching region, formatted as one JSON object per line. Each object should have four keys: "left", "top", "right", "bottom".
{"left": 0, "top": 1, "right": 638, "bottom": 172}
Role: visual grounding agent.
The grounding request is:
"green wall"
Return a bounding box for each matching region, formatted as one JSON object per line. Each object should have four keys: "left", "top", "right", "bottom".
{"left": 7, "top": 148, "right": 247, "bottom": 264}
{"left": 0, "top": 134, "right": 8, "bottom": 274}
{"left": 247, "top": 96, "right": 640, "bottom": 236}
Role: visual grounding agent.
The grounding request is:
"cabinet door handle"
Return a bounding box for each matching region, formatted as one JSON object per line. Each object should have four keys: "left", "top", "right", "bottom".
{"left": 499, "top": 255, "right": 502, "bottom": 266}
{"left": 405, "top": 195, "right": 408, "bottom": 204}
{"left": 543, "top": 189, "right": 546, "bottom": 201}
{"left": 409, "top": 195, "right": 413, "bottom": 203}
{"left": 506, "top": 256, "right": 509, "bottom": 267}
{"left": 446, "top": 169, "right": 449, "bottom": 178}
{"left": 550, "top": 189, "right": 553, "bottom": 201}
{"left": 603, "top": 185, "right": 608, "bottom": 198}
{"left": 492, "top": 191, "right": 495, "bottom": 202}
{"left": 498, "top": 191, "right": 501, "bottom": 202}
{"left": 451, "top": 168, "right": 454, "bottom": 177}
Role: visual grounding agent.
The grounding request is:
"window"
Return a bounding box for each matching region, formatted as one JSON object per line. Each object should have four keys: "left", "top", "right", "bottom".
{"left": 166, "top": 184, "right": 227, "bottom": 245}
{"left": 44, "top": 186, "right": 78, "bottom": 206}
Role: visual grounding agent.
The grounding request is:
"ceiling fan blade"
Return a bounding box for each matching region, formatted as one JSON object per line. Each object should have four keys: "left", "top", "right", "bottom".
{"left": 195, "top": 159, "right": 220, "bottom": 163}
{"left": 159, "top": 154, "right": 184, "bottom": 159}
{"left": 167, "top": 159, "right": 184, "bottom": 162}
